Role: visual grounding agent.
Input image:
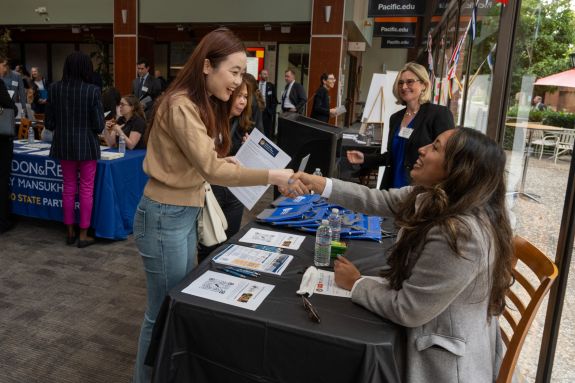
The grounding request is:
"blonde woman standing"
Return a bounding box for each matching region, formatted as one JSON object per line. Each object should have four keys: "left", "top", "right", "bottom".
{"left": 347, "top": 62, "right": 454, "bottom": 189}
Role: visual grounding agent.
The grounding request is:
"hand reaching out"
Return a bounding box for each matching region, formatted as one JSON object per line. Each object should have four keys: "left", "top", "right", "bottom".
{"left": 346, "top": 150, "right": 365, "bottom": 165}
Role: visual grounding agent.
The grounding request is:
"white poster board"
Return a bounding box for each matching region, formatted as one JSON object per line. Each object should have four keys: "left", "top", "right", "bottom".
{"left": 361, "top": 72, "right": 403, "bottom": 188}
{"left": 246, "top": 57, "right": 259, "bottom": 78}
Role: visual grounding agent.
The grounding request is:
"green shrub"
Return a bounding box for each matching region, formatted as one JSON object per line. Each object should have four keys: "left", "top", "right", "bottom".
{"left": 542, "top": 111, "right": 575, "bottom": 129}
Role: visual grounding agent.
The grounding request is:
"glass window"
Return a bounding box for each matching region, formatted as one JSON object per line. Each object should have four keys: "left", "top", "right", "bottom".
{"left": 501, "top": 0, "right": 575, "bottom": 380}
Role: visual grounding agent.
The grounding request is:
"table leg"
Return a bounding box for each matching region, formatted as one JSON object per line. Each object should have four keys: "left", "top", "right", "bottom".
{"left": 508, "top": 128, "right": 541, "bottom": 203}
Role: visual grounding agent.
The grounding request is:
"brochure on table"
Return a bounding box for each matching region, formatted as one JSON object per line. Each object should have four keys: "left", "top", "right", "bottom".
{"left": 299, "top": 267, "right": 385, "bottom": 298}
{"left": 182, "top": 270, "right": 274, "bottom": 311}
{"left": 239, "top": 228, "right": 306, "bottom": 250}
{"left": 229, "top": 128, "right": 291, "bottom": 210}
{"left": 212, "top": 244, "right": 293, "bottom": 276}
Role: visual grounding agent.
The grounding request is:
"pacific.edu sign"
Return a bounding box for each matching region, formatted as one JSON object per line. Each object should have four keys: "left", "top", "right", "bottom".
{"left": 368, "top": 0, "right": 426, "bottom": 17}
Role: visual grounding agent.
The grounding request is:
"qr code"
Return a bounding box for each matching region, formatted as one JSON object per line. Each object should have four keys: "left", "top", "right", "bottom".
{"left": 202, "top": 277, "right": 234, "bottom": 294}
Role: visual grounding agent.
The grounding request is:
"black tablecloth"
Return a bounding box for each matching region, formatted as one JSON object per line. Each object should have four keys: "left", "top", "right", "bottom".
{"left": 149, "top": 222, "right": 404, "bottom": 383}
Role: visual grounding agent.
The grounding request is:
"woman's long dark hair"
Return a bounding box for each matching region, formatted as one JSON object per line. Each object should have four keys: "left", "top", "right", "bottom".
{"left": 230, "top": 77, "right": 254, "bottom": 134}
{"left": 62, "top": 51, "right": 93, "bottom": 83}
{"left": 146, "top": 28, "right": 245, "bottom": 156}
{"left": 382, "top": 128, "right": 513, "bottom": 316}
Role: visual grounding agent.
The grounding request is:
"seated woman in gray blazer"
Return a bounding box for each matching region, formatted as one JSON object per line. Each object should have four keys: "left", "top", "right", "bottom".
{"left": 286, "top": 127, "right": 513, "bottom": 383}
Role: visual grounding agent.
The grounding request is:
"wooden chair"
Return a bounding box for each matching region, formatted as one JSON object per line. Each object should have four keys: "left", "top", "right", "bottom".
{"left": 552, "top": 130, "right": 575, "bottom": 164}
{"left": 17, "top": 117, "right": 32, "bottom": 140}
{"left": 497, "top": 236, "right": 558, "bottom": 383}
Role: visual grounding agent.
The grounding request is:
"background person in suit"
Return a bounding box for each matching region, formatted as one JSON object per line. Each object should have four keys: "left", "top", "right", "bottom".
{"left": 44, "top": 51, "right": 105, "bottom": 248}
{"left": 310, "top": 72, "right": 337, "bottom": 123}
{"left": 30, "top": 66, "right": 48, "bottom": 114}
{"left": 131, "top": 58, "right": 161, "bottom": 116}
{"left": 347, "top": 62, "right": 454, "bottom": 190}
{"left": 0, "top": 54, "right": 17, "bottom": 234}
{"left": 287, "top": 128, "right": 513, "bottom": 383}
{"left": 281, "top": 68, "right": 307, "bottom": 114}
{"left": 1, "top": 59, "right": 27, "bottom": 117}
{"left": 258, "top": 69, "right": 277, "bottom": 138}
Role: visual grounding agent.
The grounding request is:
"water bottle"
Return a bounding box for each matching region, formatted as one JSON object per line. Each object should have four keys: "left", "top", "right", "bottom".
{"left": 118, "top": 134, "right": 126, "bottom": 154}
{"left": 314, "top": 219, "right": 332, "bottom": 267}
{"left": 313, "top": 168, "right": 322, "bottom": 177}
{"left": 28, "top": 124, "right": 35, "bottom": 144}
{"left": 366, "top": 125, "right": 374, "bottom": 146}
{"left": 328, "top": 208, "right": 341, "bottom": 242}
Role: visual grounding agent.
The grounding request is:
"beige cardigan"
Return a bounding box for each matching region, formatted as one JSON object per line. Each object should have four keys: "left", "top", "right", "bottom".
{"left": 143, "top": 93, "right": 268, "bottom": 206}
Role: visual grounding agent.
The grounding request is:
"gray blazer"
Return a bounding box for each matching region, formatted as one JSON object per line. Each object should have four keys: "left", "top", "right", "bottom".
{"left": 329, "top": 179, "right": 504, "bottom": 383}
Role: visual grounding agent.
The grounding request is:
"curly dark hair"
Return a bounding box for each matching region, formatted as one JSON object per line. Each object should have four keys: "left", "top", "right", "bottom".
{"left": 382, "top": 128, "right": 514, "bottom": 317}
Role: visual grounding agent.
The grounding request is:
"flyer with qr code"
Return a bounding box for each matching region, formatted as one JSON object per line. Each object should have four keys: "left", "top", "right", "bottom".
{"left": 181, "top": 271, "right": 274, "bottom": 311}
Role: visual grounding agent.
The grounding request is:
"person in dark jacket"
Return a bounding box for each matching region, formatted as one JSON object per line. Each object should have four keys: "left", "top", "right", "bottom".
{"left": 310, "top": 73, "right": 337, "bottom": 123}
{"left": 0, "top": 54, "right": 17, "bottom": 233}
{"left": 347, "top": 62, "right": 454, "bottom": 190}
{"left": 45, "top": 51, "right": 105, "bottom": 248}
{"left": 281, "top": 68, "right": 307, "bottom": 114}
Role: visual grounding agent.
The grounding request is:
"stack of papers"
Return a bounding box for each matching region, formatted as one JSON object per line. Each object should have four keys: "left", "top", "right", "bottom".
{"left": 101, "top": 152, "right": 125, "bottom": 160}
{"left": 212, "top": 244, "right": 293, "bottom": 276}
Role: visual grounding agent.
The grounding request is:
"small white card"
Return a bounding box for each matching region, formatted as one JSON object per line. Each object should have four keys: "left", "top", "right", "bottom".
{"left": 313, "top": 269, "right": 384, "bottom": 298}
{"left": 182, "top": 270, "right": 274, "bottom": 311}
{"left": 141, "top": 86, "right": 148, "bottom": 93}
{"left": 239, "top": 228, "right": 305, "bottom": 250}
{"left": 398, "top": 126, "right": 414, "bottom": 139}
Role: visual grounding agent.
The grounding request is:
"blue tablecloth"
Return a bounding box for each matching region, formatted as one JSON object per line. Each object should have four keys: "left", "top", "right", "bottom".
{"left": 10, "top": 141, "right": 148, "bottom": 239}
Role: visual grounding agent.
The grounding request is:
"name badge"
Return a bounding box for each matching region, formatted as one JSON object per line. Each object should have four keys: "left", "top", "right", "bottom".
{"left": 399, "top": 126, "right": 414, "bottom": 139}
{"left": 141, "top": 86, "right": 148, "bottom": 93}
{"left": 11, "top": 81, "right": 18, "bottom": 87}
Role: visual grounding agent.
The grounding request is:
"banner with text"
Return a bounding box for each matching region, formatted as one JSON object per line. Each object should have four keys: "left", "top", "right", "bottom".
{"left": 374, "top": 17, "right": 417, "bottom": 37}
{"left": 10, "top": 154, "right": 74, "bottom": 221}
{"left": 368, "top": 0, "right": 426, "bottom": 17}
{"left": 380, "top": 37, "right": 416, "bottom": 49}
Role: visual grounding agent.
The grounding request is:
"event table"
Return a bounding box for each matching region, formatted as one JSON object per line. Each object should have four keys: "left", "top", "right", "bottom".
{"left": 505, "top": 122, "right": 564, "bottom": 202}
{"left": 148, "top": 222, "right": 405, "bottom": 383}
{"left": 10, "top": 140, "right": 148, "bottom": 239}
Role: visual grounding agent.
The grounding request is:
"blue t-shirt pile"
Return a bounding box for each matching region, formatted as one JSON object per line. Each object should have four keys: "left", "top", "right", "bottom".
{"left": 256, "top": 194, "right": 383, "bottom": 242}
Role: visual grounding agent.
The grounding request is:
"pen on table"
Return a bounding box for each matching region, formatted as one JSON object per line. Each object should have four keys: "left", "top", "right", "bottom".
{"left": 225, "top": 266, "right": 260, "bottom": 277}
{"left": 219, "top": 268, "right": 246, "bottom": 279}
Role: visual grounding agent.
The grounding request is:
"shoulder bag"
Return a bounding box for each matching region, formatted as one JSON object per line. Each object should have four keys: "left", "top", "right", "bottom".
{"left": 198, "top": 183, "right": 228, "bottom": 247}
{"left": 0, "top": 106, "right": 15, "bottom": 137}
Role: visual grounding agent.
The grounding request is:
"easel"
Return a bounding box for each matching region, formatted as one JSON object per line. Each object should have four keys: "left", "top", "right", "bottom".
{"left": 359, "top": 86, "right": 385, "bottom": 143}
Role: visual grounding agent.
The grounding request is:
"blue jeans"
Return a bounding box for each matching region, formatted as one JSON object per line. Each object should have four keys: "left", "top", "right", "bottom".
{"left": 132, "top": 196, "right": 201, "bottom": 383}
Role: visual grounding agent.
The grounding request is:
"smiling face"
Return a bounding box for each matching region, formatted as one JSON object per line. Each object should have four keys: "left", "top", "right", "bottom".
{"left": 325, "top": 74, "right": 336, "bottom": 89}
{"left": 410, "top": 129, "right": 456, "bottom": 187}
{"left": 230, "top": 83, "right": 248, "bottom": 117}
{"left": 397, "top": 70, "right": 426, "bottom": 105}
{"left": 204, "top": 51, "right": 246, "bottom": 102}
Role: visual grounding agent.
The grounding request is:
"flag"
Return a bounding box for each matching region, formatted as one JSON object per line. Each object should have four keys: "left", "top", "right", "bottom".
{"left": 487, "top": 44, "right": 497, "bottom": 71}
{"left": 427, "top": 32, "right": 434, "bottom": 71}
{"left": 495, "top": 0, "right": 508, "bottom": 5}
{"left": 468, "top": 4, "right": 477, "bottom": 41}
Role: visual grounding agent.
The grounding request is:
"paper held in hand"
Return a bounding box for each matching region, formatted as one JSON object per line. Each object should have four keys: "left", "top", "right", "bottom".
{"left": 212, "top": 244, "right": 293, "bottom": 276}
{"left": 228, "top": 128, "right": 291, "bottom": 210}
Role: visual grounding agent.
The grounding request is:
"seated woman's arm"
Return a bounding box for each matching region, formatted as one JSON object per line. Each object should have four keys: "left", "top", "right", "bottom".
{"left": 352, "top": 219, "right": 488, "bottom": 327}
{"left": 125, "top": 131, "right": 142, "bottom": 150}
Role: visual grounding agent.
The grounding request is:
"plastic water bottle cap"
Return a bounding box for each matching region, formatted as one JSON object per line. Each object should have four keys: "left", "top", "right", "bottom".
{"left": 321, "top": 219, "right": 329, "bottom": 225}
{"left": 332, "top": 208, "right": 339, "bottom": 214}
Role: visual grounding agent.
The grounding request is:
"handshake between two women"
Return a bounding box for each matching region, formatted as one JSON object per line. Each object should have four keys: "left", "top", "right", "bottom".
{"left": 278, "top": 171, "right": 326, "bottom": 199}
